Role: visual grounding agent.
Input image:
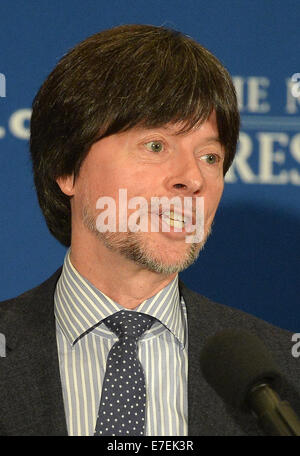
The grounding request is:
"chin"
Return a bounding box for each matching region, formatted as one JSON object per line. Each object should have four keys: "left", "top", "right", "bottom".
{"left": 133, "top": 240, "right": 203, "bottom": 275}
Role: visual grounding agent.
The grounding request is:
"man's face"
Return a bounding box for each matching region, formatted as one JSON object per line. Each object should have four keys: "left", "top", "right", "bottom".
{"left": 65, "top": 111, "right": 225, "bottom": 275}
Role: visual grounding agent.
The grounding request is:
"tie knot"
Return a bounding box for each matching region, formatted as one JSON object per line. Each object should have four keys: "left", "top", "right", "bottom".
{"left": 104, "top": 310, "right": 154, "bottom": 340}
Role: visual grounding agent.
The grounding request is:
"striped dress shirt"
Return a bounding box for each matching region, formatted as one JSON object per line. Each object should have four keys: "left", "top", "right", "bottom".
{"left": 54, "top": 250, "right": 188, "bottom": 436}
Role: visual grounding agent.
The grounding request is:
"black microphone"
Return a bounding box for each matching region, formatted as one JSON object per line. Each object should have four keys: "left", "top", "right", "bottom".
{"left": 199, "top": 329, "right": 300, "bottom": 436}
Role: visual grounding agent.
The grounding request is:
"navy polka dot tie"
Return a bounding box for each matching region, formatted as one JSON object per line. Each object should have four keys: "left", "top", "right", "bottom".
{"left": 94, "top": 310, "right": 155, "bottom": 436}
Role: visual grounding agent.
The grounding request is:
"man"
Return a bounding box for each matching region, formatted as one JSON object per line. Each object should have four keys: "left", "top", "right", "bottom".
{"left": 0, "top": 24, "right": 299, "bottom": 436}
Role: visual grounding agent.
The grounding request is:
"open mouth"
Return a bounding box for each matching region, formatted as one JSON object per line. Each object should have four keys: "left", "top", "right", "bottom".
{"left": 158, "top": 210, "right": 195, "bottom": 232}
{"left": 160, "top": 210, "right": 186, "bottom": 228}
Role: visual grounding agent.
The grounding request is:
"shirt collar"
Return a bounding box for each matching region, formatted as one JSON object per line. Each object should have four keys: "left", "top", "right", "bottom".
{"left": 54, "top": 250, "right": 186, "bottom": 348}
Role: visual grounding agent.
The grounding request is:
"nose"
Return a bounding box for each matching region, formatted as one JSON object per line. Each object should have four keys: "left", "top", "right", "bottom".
{"left": 165, "top": 152, "right": 204, "bottom": 196}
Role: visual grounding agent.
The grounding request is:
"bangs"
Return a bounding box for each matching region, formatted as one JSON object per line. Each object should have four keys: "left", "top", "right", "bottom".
{"left": 86, "top": 28, "right": 238, "bottom": 170}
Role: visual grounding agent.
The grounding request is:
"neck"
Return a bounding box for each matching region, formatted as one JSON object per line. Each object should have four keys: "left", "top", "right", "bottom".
{"left": 69, "top": 234, "right": 177, "bottom": 310}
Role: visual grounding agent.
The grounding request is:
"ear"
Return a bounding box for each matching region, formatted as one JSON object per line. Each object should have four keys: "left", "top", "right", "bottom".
{"left": 56, "top": 174, "right": 75, "bottom": 196}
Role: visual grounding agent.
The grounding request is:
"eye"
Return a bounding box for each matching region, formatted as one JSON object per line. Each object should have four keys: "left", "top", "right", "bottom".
{"left": 201, "top": 153, "right": 220, "bottom": 165}
{"left": 144, "top": 141, "right": 164, "bottom": 153}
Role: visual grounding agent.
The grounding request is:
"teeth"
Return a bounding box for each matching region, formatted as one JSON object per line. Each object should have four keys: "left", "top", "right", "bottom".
{"left": 162, "top": 210, "right": 185, "bottom": 223}
{"left": 164, "top": 218, "right": 184, "bottom": 228}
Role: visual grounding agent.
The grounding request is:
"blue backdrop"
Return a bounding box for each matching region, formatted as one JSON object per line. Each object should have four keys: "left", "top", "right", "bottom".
{"left": 0, "top": 0, "right": 299, "bottom": 331}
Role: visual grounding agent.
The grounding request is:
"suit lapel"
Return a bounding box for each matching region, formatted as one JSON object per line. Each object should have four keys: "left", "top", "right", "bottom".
{"left": 179, "top": 280, "right": 203, "bottom": 435}
{"left": 31, "top": 271, "right": 68, "bottom": 436}
{"left": 34, "top": 268, "right": 68, "bottom": 435}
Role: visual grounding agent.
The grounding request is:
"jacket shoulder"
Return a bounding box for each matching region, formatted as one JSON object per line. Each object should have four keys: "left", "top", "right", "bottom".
{"left": 179, "top": 279, "right": 293, "bottom": 337}
{"left": 0, "top": 268, "right": 62, "bottom": 309}
{"left": 0, "top": 268, "right": 62, "bottom": 342}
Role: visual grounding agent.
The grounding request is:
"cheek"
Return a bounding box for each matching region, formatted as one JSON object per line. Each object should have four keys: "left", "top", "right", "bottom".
{"left": 78, "top": 167, "right": 149, "bottom": 216}
{"left": 205, "top": 182, "right": 224, "bottom": 214}
{"left": 81, "top": 167, "right": 122, "bottom": 200}
{"left": 115, "top": 168, "right": 155, "bottom": 199}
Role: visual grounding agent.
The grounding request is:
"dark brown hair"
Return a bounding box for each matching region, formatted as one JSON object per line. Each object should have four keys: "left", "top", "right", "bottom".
{"left": 30, "top": 24, "right": 240, "bottom": 247}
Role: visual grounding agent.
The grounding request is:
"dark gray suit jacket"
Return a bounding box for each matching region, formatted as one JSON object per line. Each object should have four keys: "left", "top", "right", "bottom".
{"left": 0, "top": 269, "right": 300, "bottom": 436}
